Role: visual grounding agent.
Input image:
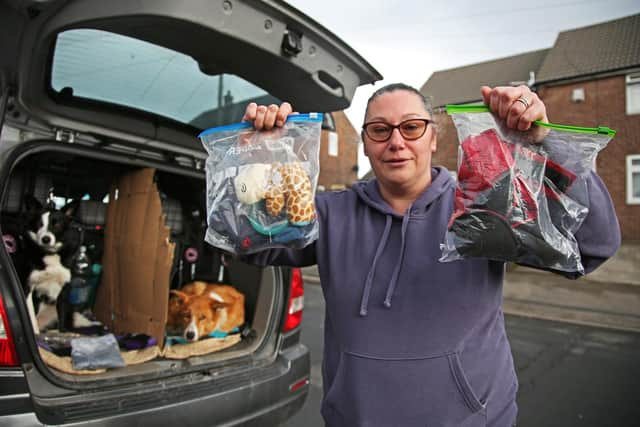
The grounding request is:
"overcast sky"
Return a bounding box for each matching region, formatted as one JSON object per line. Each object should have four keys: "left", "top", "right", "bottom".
{"left": 287, "top": 0, "right": 640, "bottom": 177}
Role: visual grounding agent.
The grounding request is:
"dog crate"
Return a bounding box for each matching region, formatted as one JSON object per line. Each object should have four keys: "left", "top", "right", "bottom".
{"left": 0, "top": 142, "right": 286, "bottom": 380}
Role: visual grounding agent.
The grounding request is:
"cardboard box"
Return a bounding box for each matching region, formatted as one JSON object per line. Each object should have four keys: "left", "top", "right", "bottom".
{"left": 95, "top": 168, "right": 175, "bottom": 346}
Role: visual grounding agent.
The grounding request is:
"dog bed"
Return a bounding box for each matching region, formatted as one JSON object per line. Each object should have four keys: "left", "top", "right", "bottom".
{"left": 39, "top": 335, "right": 243, "bottom": 374}
{"left": 39, "top": 345, "right": 161, "bottom": 375}
{"left": 161, "top": 334, "right": 241, "bottom": 360}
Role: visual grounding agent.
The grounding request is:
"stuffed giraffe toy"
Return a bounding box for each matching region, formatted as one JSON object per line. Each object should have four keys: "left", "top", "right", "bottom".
{"left": 264, "top": 162, "right": 315, "bottom": 225}
{"left": 233, "top": 161, "right": 315, "bottom": 226}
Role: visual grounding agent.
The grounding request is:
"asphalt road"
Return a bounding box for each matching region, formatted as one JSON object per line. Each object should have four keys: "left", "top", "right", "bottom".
{"left": 283, "top": 283, "right": 640, "bottom": 427}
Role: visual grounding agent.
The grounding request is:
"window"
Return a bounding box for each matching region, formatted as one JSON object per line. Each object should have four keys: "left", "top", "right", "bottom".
{"left": 571, "top": 87, "right": 585, "bottom": 103}
{"left": 51, "top": 29, "right": 279, "bottom": 129}
{"left": 626, "top": 74, "right": 640, "bottom": 115}
{"left": 322, "top": 112, "right": 336, "bottom": 131}
{"left": 328, "top": 132, "right": 339, "bottom": 157}
{"left": 627, "top": 155, "right": 640, "bottom": 204}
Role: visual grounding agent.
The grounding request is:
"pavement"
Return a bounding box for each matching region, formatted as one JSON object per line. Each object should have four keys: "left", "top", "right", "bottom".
{"left": 300, "top": 242, "right": 640, "bottom": 332}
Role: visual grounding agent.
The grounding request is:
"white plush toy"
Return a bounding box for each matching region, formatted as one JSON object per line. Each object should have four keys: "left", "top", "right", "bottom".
{"left": 234, "top": 163, "right": 272, "bottom": 204}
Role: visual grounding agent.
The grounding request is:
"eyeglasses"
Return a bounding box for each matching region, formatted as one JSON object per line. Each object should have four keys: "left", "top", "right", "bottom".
{"left": 362, "top": 118, "right": 432, "bottom": 143}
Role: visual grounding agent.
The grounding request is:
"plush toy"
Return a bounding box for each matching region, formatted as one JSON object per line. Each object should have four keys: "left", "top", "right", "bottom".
{"left": 233, "top": 161, "right": 315, "bottom": 227}
{"left": 234, "top": 163, "right": 272, "bottom": 205}
{"left": 265, "top": 162, "right": 315, "bottom": 225}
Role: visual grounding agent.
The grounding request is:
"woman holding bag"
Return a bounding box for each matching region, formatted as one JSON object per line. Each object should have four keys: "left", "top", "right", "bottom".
{"left": 238, "top": 83, "right": 620, "bottom": 427}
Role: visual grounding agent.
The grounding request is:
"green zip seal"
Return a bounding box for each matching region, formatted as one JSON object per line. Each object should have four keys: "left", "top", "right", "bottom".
{"left": 445, "top": 104, "right": 616, "bottom": 137}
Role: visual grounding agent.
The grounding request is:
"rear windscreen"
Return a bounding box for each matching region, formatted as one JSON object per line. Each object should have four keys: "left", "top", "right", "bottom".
{"left": 51, "top": 29, "right": 280, "bottom": 129}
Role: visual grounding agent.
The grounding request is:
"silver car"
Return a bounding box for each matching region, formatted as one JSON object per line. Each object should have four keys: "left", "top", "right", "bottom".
{"left": 0, "top": 0, "right": 380, "bottom": 425}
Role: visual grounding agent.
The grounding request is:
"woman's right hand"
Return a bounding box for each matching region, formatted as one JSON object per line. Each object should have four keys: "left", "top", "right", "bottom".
{"left": 241, "top": 102, "right": 296, "bottom": 130}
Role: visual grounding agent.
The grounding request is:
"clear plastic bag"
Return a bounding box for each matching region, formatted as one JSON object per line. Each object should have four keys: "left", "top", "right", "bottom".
{"left": 439, "top": 105, "right": 616, "bottom": 274}
{"left": 199, "top": 113, "right": 322, "bottom": 254}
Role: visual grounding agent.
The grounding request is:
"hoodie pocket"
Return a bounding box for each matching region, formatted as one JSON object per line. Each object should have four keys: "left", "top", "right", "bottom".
{"left": 322, "top": 351, "right": 486, "bottom": 427}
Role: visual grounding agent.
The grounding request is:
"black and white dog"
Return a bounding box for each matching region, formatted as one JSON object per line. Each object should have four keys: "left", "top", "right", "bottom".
{"left": 22, "top": 196, "right": 96, "bottom": 333}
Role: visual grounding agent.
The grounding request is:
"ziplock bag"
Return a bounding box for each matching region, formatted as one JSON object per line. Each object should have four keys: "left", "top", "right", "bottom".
{"left": 199, "top": 113, "right": 322, "bottom": 255}
{"left": 71, "top": 333, "right": 126, "bottom": 370}
{"left": 440, "top": 105, "right": 616, "bottom": 274}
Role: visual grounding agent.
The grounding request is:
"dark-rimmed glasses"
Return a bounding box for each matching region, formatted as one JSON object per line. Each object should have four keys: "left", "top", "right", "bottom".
{"left": 362, "top": 119, "right": 432, "bottom": 143}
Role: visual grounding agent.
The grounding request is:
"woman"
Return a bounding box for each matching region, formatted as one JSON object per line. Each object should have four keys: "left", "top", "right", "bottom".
{"left": 241, "top": 83, "right": 620, "bottom": 426}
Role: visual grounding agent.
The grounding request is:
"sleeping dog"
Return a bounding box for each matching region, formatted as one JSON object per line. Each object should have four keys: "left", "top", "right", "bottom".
{"left": 167, "top": 281, "right": 245, "bottom": 342}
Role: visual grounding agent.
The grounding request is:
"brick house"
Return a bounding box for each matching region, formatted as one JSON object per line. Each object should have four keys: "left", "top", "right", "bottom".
{"left": 420, "top": 14, "right": 640, "bottom": 241}
{"left": 317, "top": 111, "right": 360, "bottom": 190}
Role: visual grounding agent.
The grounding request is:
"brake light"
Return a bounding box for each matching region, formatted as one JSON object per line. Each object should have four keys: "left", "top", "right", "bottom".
{"left": 289, "top": 376, "right": 310, "bottom": 392}
{"left": 0, "top": 295, "right": 18, "bottom": 366}
{"left": 283, "top": 268, "right": 304, "bottom": 332}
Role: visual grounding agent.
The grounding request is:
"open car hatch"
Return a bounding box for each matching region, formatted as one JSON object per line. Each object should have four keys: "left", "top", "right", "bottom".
{"left": 1, "top": 0, "right": 382, "bottom": 156}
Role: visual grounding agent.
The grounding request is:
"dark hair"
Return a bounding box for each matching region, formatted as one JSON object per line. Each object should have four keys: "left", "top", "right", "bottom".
{"left": 363, "top": 83, "right": 433, "bottom": 123}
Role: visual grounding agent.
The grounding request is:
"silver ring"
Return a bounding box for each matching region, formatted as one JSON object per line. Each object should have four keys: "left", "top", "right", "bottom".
{"left": 516, "top": 96, "right": 530, "bottom": 108}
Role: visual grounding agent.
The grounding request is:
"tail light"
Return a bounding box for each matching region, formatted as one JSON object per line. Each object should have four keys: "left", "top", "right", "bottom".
{"left": 283, "top": 267, "right": 304, "bottom": 332}
{"left": 0, "top": 295, "right": 19, "bottom": 366}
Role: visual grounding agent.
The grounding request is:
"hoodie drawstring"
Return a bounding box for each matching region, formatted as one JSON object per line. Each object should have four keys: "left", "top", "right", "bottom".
{"left": 384, "top": 213, "right": 410, "bottom": 308}
{"left": 359, "top": 215, "right": 392, "bottom": 316}
{"left": 359, "top": 212, "right": 411, "bottom": 316}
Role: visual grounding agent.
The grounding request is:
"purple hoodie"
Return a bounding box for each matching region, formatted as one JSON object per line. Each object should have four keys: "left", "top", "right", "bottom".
{"left": 248, "top": 166, "right": 620, "bottom": 426}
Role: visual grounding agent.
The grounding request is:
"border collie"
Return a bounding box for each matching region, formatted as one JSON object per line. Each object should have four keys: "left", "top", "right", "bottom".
{"left": 22, "top": 196, "right": 95, "bottom": 333}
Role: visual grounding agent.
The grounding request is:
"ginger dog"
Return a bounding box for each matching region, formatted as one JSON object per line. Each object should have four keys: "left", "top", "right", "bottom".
{"left": 167, "top": 281, "right": 245, "bottom": 341}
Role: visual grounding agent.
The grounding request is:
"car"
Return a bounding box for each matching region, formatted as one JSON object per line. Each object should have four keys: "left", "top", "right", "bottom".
{"left": 0, "top": 0, "right": 381, "bottom": 425}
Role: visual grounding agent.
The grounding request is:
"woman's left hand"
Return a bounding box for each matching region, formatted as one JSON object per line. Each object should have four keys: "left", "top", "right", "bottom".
{"left": 481, "top": 85, "right": 549, "bottom": 141}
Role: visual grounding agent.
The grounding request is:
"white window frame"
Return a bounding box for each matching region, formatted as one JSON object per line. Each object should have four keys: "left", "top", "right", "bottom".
{"left": 626, "top": 73, "right": 640, "bottom": 115}
{"left": 328, "top": 131, "right": 339, "bottom": 157}
{"left": 627, "top": 154, "right": 640, "bottom": 205}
